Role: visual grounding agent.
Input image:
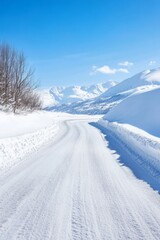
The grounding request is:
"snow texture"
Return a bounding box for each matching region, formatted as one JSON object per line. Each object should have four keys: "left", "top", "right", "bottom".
{"left": 0, "top": 111, "right": 60, "bottom": 173}
{"left": 103, "top": 87, "right": 160, "bottom": 137}
{"left": 0, "top": 117, "right": 160, "bottom": 240}
{"left": 97, "top": 119, "right": 160, "bottom": 191}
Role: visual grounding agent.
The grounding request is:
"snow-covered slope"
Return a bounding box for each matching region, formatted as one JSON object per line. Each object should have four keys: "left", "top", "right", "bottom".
{"left": 37, "top": 89, "right": 57, "bottom": 108}
{"left": 96, "top": 86, "right": 160, "bottom": 190}
{"left": 38, "top": 80, "right": 117, "bottom": 108}
{"left": 49, "top": 68, "right": 160, "bottom": 114}
{"left": 99, "top": 68, "right": 160, "bottom": 100}
{"left": 103, "top": 87, "right": 160, "bottom": 137}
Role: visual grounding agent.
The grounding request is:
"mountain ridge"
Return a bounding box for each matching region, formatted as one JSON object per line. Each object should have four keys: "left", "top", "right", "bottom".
{"left": 38, "top": 80, "right": 117, "bottom": 108}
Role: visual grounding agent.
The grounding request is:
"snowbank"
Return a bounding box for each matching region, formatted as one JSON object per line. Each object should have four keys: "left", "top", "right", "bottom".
{"left": 99, "top": 86, "right": 160, "bottom": 190}
{"left": 0, "top": 111, "right": 60, "bottom": 173}
{"left": 0, "top": 124, "right": 58, "bottom": 172}
{"left": 104, "top": 87, "right": 160, "bottom": 137}
{"left": 0, "top": 111, "right": 59, "bottom": 138}
{"left": 97, "top": 119, "right": 160, "bottom": 191}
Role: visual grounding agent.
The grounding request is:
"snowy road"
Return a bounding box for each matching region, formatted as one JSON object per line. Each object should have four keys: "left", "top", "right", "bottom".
{"left": 0, "top": 119, "right": 160, "bottom": 240}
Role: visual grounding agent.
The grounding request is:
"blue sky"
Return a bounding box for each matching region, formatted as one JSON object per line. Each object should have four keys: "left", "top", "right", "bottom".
{"left": 0, "top": 0, "right": 160, "bottom": 87}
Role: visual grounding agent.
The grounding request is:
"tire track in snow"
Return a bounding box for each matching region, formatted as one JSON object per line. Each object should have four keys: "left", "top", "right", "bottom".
{"left": 0, "top": 119, "right": 160, "bottom": 239}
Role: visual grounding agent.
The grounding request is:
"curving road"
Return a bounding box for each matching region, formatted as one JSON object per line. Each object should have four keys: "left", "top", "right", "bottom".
{"left": 0, "top": 119, "right": 160, "bottom": 240}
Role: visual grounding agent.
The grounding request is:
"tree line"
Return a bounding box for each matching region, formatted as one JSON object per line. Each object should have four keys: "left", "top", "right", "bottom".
{"left": 0, "top": 43, "right": 42, "bottom": 113}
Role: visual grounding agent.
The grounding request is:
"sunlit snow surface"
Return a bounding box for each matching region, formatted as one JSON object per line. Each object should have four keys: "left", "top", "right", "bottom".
{"left": 0, "top": 113, "right": 160, "bottom": 239}
{"left": 0, "top": 68, "right": 160, "bottom": 239}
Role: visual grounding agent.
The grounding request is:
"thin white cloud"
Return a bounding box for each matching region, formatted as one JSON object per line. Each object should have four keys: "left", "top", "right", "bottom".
{"left": 118, "top": 68, "right": 129, "bottom": 73}
{"left": 90, "top": 65, "right": 129, "bottom": 75}
{"left": 95, "top": 65, "right": 116, "bottom": 74}
{"left": 118, "top": 61, "right": 134, "bottom": 67}
{"left": 148, "top": 60, "right": 156, "bottom": 66}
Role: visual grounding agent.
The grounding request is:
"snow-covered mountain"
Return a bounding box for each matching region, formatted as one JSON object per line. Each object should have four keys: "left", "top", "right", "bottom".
{"left": 38, "top": 80, "right": 117, "bottom": 108}
{"left": 48, "top": 68, "right": 160, "bottom": 114}
{"left": 98, "top": 68, "right": 160, "bottom": 100}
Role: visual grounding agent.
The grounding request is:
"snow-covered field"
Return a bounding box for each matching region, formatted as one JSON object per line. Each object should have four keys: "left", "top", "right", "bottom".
{"left": 0, "top": 111, "right": 59, "bottom": 138}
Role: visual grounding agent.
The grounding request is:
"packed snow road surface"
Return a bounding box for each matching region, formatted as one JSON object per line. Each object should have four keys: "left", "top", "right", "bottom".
{"left": 0, "top": 119, "right": 160, "bottom": 240}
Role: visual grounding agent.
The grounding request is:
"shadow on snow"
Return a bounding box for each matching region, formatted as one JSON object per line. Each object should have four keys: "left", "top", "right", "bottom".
{"left": 90, "top": 122, "right": 160, "bottom": 193}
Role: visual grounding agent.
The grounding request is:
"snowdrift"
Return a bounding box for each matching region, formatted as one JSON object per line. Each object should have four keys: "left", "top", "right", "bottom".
{"left": 0, "top": 111, "right": 60, "bottom": 173}
{"left": 97, "top": 120, "right": 160, "bottom": 191}
{"left": 0, "top": 124, "right": 58, "bottom": 173}
{"left": 0, "top": 111, "right": 59, "bottom": 138}
{"left": 97, "top": 86, "right": 160, "bottom": 190}
{"left": 104, "top": 87, "right": 160, "bottom": 137}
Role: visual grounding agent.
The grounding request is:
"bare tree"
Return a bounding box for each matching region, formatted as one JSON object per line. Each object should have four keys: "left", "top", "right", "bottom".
{"left": 0, "top": 43, "right": 42, "bottom": 112}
